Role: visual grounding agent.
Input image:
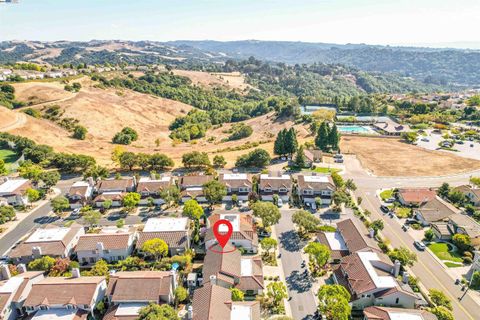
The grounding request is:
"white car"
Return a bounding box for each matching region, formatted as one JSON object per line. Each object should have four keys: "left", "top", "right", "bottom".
{"left": 71, "top": 208, "right": 81, "bottom": 215}
{"left": 421, "top": 137, "right": 429, "bottom": 142}
{"left": 277, "top": 199, "right": 283, "bottom": 207}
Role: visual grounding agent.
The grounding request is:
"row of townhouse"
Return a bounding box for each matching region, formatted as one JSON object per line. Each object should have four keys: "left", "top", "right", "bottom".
{"left": 0, "top": 68, "right": 79, "bottom": 81}
{"left": 316, "top": 218, "right": 433, "bottom": 318}
{"left": 0, "top": 263, "right": 177, "bottom": 320}
{"left": 66, "top": 171, "right": 337, "bottom": 209}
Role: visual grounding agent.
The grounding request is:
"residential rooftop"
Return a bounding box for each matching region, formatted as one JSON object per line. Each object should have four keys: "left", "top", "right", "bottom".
{"left": 143, "top": 217, "right": 189, "bottom": 232}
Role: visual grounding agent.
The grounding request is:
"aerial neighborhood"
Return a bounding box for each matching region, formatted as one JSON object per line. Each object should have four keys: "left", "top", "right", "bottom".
{"left": 1, "top": 7, "right": 480, "bottom": 320}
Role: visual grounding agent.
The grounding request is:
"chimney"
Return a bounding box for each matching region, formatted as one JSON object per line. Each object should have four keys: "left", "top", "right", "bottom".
{"left": 17, "top": 264, "right": 27, "bottom": 274}
{"left": 187, "top": 305, "right": 193, "bottom": 320}
{"left": 32, "top": 246, "right": 42, "bottom": 257}
{"left": 0, "top": 264, "right": 11, "bottom": 280}
{"left": 96, "top": 242, "right": 105, "bottom": 253}
{"left": 369, "top": 228, "right": 375, "bottom": 238}
{"left": 86, "top": 177, "right": 95, "bottom": 186}
{"left": 402, "top": 271, "right": 409, "bottom": 284}
{"left": 209, "top": 275, "right": 217, "bottom": 285}
{"left": 393, "top": 260, "right": 401, "bottom": 277}
{"left": 71, "top": 268, "right": 81, "bottom": 278}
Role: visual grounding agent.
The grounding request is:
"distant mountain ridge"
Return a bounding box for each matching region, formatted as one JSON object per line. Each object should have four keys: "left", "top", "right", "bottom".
{"left": 1, "top": 39, "right": 479, "bottom": 87}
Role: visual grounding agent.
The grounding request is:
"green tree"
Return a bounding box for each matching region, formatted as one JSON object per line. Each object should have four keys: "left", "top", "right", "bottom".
{"left": 182, "top": 199, "right": 204, "bottom": 220}
{"left": 142, "top": 238, "right": 169, "bottom": 260}
{"left": 266, "top": 281, "right": 288, "bottom": 307}
{"left": 235, "top": 148, "right": 271, "bottom": 168}
{"left": 328, "top": 123, "right": 340, "bottom": 150}
{"left": 315, "top": 121, "right": 330, "bottom": 151}
{"left": 447, "top": 190, "right": 466, "bottom": 205}
{"left": 292, "top": 210, "right": 321, "bottom": 236}
{"left": 294, "top": 145, "right": 306, "bottom": 168}
{"left": 51, "top": 196, "right": 70, "bottom": 214}
{"left": 370, "top": 219, "right": 384, "bottom": 235}
{"left": 119, "top": 152, "right": 138, "bottom": 171}
{"left": 332, "top": 190, "right": 350, "bottom": 207}
{"left": 182, "top": 151, "right": 211, "bottom": 168}
{"left": 317, "top": 284, "right": 351, "bottom": 320}
{"left": 285, "top": 128, "right": 298, "bottom": 155}
{"left": 116, "top": 218, "right": 125, "bottom": 229}
{"left": 344, "top": 179, "right": 357, "bottom": 191}
{"left": 39, "top": 171, "right": 61, "bottom": 189}
{"left": 470, "top": 271, "right": 480, "bottom": 289}
{"left": 213, "top": 155, "right": 227, "bottom": 168}
{"left": 26, "top": 188, "right": 41, "bottom": 203}
{"left": 83, "top": 210, "right": 102, "bottom": 228}
{"left": 138, "top": 303, "right": 179, "bottom": 320}
{"left": 0, "top": 206, "right": 15, "bottom": 224}
{"left": 402, "top": 131, "right": 418, "bottom": 144}
{"left": 102, "top": 199, "right": 113, "bottom": 211}
{"left": 260, "top": 237, "right": 278, "bottom": 256}
{"left": 274, "top": 129, "right": 286, "bottom": 156}
{"left": 174, "top": 286, "right": 188, "bottom": 307}
{"left": 304, "top": 242, "right": 331, "bottom": 274}
{"left": 438, "top": 182, "right": 450, "bottom": 198}
{"left": 230, "top": 288, "right": 245, "bottom": 301}
{"left": 86, "top": 259, "right": 109, "bottom": 276}
{"left": 251, "top": 201, "right": 281, "bottom": 227}
{"left": 0, "top": 159, "right": 7, "bottom": 175}
{"left": 123, "top": 192, "right": 141, "bottom": 211}
{"left": 160, "top": 185, "right": 180, "bottom": 207}
{"left": 73, "top": 125, "right": 87, "bottom": 140}
{"left": 452, "top": 234, "right": 471, "bottom": 253}
{"left": 388, "top": 246, "right": 417, "bottom": 267}
{"left": 18, "top": 162, "right": 43, "bottom": 182}
{"left": 83, "top": 165, "right": 109, "bottom": 180}
{"left": 28, "top": 256, "right": 56, "bottom": 272}
{"left": 429, "top": 289, "right": 452, "bottom": 310}
{"left": 149, "top": 153, "right": 174, "bottom": 171}
{"left": 470, "top": 177, "right": 480, "bottom": 188}
{"left": 330, "top": 172, "right": 344, "bottom": 188}
{"left": 203, "top": 180, "right": 227, "bottom": 206}
{"left": 430, "top": 306, "right": 454, "bottom": 320}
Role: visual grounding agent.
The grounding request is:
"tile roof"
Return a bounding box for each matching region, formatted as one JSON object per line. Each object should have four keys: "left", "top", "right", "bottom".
{"left": 107, "top": 271, "right": 173, "bottom": 303}
{"left": 363, "top": 306, "right": 438, "bottom": 320}
{"left": 206, "top": 214, "right": 257, "bottom": 246}
{"left": 96, "top": 178, "right": 135, "bottom": 192}
{"left": 303, "top": 149, "right": 322, "bottom": 162}
{"left": 103, "top": 304, "right": 140, "bottom": 320}
{"left": 203, "top": 244, "right": 241, "bottom": 285}
{"left": 336, "top": 218, "right": 379, "bottom": 253}
{"left": 24, "top": 276, "right": 105, "bottom": 307}
{"left": 136, "top": 178, "right": 171, "bottom": 193}
{"left": 417, "top": 196, "right": 461, "bottom": 223}
{"left": 192, "top": 282, "right": 232, "bottom": 320}
{"left": 136, "top": 230, "right": 190, "bottom": 250}
{"left": 219, "top": 173, "right": 253, "bottom": 189}
{"left": 259, "top": 173, "right": 292, "bottom": 190}
{"left": 297, "top": 174, "right": 335, "bottom": 191}
{"left": 76, "top": 232, "right": 133, "bottom": 251}
{"left": 237, "top": 256, "right": 265, "bottom": 291}
{"left": 316, "top": 232, "right": 349, "bottom": 260}
{"left": 180, "top": 175, "right": 214, "bottom": 188}
{"left": 449, "top": 214, "right": 480, "bottom": 238}
{"left": 398, "top": 188, "right": 436, "bottom": 204}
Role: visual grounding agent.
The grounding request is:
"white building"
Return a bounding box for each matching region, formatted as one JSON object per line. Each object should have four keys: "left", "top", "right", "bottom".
{"left": 0, "top": 178, "right": 32, "bottom": 206}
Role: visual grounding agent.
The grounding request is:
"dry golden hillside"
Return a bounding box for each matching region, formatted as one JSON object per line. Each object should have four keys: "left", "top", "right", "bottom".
{"left": 13, "top": 81, "right": 75, "bottom": 105}
{"left": 173, "top": 70, "right": 252, "bottom": 92}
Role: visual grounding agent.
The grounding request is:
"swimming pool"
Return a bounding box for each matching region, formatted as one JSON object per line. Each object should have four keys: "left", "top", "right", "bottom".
{"left": 337, "top": 125, "right": 376, "bottom": 134}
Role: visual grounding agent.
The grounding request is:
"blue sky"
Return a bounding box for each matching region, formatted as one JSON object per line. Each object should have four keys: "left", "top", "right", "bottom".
{"left": 0, "top": 0, "right": 479, "bottom": 47}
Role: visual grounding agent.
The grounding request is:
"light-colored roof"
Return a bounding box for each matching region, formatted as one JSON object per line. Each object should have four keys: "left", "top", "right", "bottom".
{"left": 143, "top": 217, "right": 189, "bottom": 232}
{"left": 324, "top": 232, "right": 348, "bottom": 251}
{"left": 0, "top": 179, "right": 30, "bottom": 195}
{"left": 26, "top": 227, "right": 70, "bottom": 243}
{"left": 30, "top": 309, "right": 87, "bottom": 320}
{"left": 363, "top": 306, "right": 438, "bottom": 320}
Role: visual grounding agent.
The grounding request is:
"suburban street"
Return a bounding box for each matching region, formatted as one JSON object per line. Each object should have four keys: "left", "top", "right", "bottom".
{"left": 344, "top": 155, "right": 479, "bottom": 320}
{"left": 275, "top": 209, "right": 318, "bottom": 320}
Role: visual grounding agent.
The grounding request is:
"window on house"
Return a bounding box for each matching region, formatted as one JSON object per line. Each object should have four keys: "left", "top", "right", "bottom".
{"left": 395, "top": 298, "right": 399, "bottom": 304}
{"left": 103, "top": 249, "right": 110, "bottom": 254}
{"left": 89, "top": 257, "right": 95, "bottom": 263}
{"left": 279, "top": 188, "right": 287, "bottom": 192}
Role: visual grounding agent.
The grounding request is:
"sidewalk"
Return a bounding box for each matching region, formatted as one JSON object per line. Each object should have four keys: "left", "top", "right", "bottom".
{"left": 0, "top": 187, "right": 59, "bottom": 240}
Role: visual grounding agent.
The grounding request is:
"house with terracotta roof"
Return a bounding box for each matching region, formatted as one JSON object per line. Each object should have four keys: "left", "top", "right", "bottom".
{"left": 93, "top": 177, "right": 136, "bottom": 208}
{"left": 179, "top": 175, "right": 214, "bottom": 203}
{"left": 397, "top": 188, "right": 436, "bottom": 207}
{"left": 363, "top": 306, "right": 437, "bottom": 320}
{"left": 206, "top": 213, "right": 258, "bottom": 253}
{"left": 258, "top": 172, "right": 292, "bottom": 202}
{"left": 136, "top": 217, "right": 191, "bottom": 256}
{"left": 202, "top": 244, "right": 264, "bottom": 295}
{"left": 8, "top": 224, "right": 84, "bottom": 264}
{"left": 0, "top": 265, "right": 44, "bottom": 320}
{"left": 190, "top": 281, "right": 260, "bottom": 320}
{"left": 0, "top": 178, "right": 32, "bottom": 207}
{"left": 75, "top": 227, "right": 137, "bottom": 266}
{"left": 333, "top": 251, "right": 418, "bottom": 311}
{"left": 297, "top": 174, "right": 336, "bottom": 205}
{"left": 66, "top": 180, "right": 94, "bottom": 209}
{"left": 23, "top": 272, "right": 107, "bottom": 319}
{"left": 218, "top": 173, "right": 253, "bottom": 202}
{"left": 136, "top": 176, "right": 173, "bottom": 206}
{"left": 454, "top": 185, "right": 480, "bottom": 206}
{"left": 414, "top": 196, "right": 461, "bottom": 226}
{"left": 316, "top": 218, "right": 379, "bottom": 262}
{"left": 103, "top": 271, "right": 175, "bottom": 320}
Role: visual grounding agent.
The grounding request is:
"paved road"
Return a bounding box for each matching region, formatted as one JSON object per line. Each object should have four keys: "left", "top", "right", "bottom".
{"left": 0, "top": 176, "right": 79, "bottom": 256}
{"left": 275, "top": 209, "right": 318, "bottom": 320}
{"left": 344, "top": 155, "right": 478, "bottom": 320}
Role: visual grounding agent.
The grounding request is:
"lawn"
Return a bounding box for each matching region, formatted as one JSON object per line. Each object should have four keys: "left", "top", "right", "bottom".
{"left": 0, "top": 149, "right": 19, "bottom": 167}
{"left": 304, "top": 167, "right": 341, "bottom": 174}
{"left": 395, "top": 207, "right": 412, "bottom": 218}
{"left": 380, "top": 189, "right": 394, "bottom": 201}
{"left": 428, "top": 242, "right": 464, "bottom": 266}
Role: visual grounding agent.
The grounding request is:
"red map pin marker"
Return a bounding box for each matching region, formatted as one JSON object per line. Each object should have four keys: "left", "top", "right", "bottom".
{"left": 213, "top": 219, "right": 233, "bottom": 248}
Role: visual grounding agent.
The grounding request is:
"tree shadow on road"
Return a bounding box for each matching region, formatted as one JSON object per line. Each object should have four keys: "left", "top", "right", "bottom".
{"left": 286, "top": 269, "right": 314, "bottom": 293}
{"left": 279, "top": 230, "right": 306, "bottom": 252}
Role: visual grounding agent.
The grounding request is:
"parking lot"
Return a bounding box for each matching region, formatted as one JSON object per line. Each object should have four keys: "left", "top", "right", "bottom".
{"left": 416, "top": 130, "right": 480, "bottom": 160}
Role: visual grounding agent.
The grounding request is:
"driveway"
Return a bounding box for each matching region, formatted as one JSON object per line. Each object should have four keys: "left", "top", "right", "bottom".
{"left": 275, "top": 209, "right": 318, "bottom": 320}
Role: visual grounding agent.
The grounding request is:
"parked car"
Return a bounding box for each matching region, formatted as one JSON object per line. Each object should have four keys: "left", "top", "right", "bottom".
{"left": 277, "top": 199, "right": 283, "bottom": 207}
{"left": 334, "top": 158, "right": 344, "bottom": 163}
{"left": 405, "top": 218, "right": 417, "bottom": 225}
{"left": 380, "top": 205, "right": 389, "bottom": 213}
{"left": 421, "top": 137, "right": 430, "bottom": 142}
{"left": 384, "top": 197, "right": 396, "bottom": 203}
{"left": 71, "top": 208, "right": 81, "bottom": 215}
{"left": 471, "top": 144, "right": 474, "bottom": 147}
{"left": 414, "top": 241, "right": 426, "bottom": 251}
{"left": 258, "top": 230, "right": 271, "bottom": 238}
{"left": 402, "top": 224, "right": 409, "bottom": 231}
{"left": 456, "top": 140, "right": 464, "bottom": 145}
{"left": 333, "top": 154, "right": 343, "bottom": 159}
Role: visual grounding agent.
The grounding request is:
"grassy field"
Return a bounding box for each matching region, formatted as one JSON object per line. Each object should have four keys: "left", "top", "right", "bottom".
{"left": 428, "top": 242, "right": 463, "bottom": 267}
{"left": 0, "top": 149, "right": 19, "bottom": 164}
